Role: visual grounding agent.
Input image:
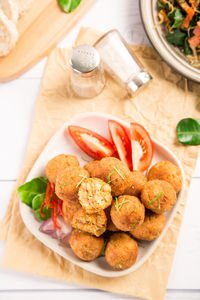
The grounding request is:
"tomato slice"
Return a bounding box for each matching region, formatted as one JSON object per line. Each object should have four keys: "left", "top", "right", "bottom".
{"left": 108, "top": 120, "right": 132, "bottom": 170}
{"left": 67, "top": 125, "right": 115, "bottom": 160}
{"left": 130, "top": 123, "right": 153, "bottom": 172}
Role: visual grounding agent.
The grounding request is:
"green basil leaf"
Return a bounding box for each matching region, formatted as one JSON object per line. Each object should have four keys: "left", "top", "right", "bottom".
{"left": 17, "top": 177, "right": 49, "bottom": 207}
{"left": 32, "top": 193, "right": 45, "bottom": 211}
{"left": 58, "top": 0, "right": 82, "bottom": 13}
{"left": 35, "top": 206, "right": 52, "bottom": 221}
{"left": 166, "top": 29, "right": 186, "bottom": 46}
{"left": 176, "top": 118, "right": 200, "bottom": 145}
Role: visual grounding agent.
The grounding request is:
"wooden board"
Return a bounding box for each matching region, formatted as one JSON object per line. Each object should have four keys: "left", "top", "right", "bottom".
{"left": 0, "top": 0, "right": 96, "bottom": 82}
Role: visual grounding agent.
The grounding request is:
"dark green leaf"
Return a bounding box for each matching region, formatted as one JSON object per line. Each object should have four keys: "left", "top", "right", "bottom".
{"left": 32, "top": 193, "right": 45, "bottom": 211}
{"left": 58, "top": 0, "right": 82, "bottom": 13}
{"left": 100, "top": 240, "right": 108, "bottom": 256}
{"left": 158, "top": 1, "right": 168, "bottom": 9}
{"left": 176, "top": 118, "right": 200, "bottom": 145}
{"left": 17, "top": 177, "right": 48, "bottom": 207}
{"left": 35, "top": 206, "right": 52, "bottom": 221}
{"left": 183, "top": 37, "right": 192, "bottom": 55}
{"left": 166, "top": 29, "right": 186, "bottom": 46}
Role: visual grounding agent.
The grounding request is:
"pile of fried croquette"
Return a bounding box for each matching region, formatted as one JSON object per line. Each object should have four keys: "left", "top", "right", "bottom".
{"left": 45, "top": 155, "right": 183, "bottom": 271}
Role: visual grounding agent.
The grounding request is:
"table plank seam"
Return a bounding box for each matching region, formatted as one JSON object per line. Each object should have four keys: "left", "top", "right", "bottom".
{"left": 0, "top": 288, "right": 199, "bottom": 293}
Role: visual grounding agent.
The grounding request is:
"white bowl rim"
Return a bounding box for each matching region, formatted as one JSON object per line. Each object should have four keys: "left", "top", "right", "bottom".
{"left": 139, "top": 0, "right": 200, "bottom": 83}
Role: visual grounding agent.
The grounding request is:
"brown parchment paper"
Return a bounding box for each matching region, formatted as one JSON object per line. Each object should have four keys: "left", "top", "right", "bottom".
{"left": 0, "top": 27, "right": 200, "bottom": 300}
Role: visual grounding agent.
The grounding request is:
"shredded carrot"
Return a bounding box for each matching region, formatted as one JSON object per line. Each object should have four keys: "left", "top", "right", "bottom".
{"left": 44, "top": 182, "right": 52, "bottom": 207}
{"left": 181, "top": 8, "right": 195, "bottom": 28}
{"left": 41, "top": 182, "right": 63, "bottom": 229}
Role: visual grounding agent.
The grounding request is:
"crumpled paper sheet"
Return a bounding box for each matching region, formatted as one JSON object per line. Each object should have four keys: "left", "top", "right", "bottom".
{"left": 0, "top": 27, "right": 199, "bottom": 300}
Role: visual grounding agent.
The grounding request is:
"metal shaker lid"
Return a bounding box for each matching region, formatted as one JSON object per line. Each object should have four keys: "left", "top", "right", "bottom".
{"left": 127, "top": 71, "right": 152, "bottom": 93}
{"left": 70, "top": 45, "right": 100, "bottom": 74}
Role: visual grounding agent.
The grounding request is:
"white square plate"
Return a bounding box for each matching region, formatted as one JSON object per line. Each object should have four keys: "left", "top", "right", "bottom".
{"left": 20, "top": 112, "right": 185, "bottom": 277}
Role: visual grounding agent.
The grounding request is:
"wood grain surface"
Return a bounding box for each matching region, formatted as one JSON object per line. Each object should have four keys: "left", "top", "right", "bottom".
{"left": 0, "top": 0, "right": 96, "bottom": 82}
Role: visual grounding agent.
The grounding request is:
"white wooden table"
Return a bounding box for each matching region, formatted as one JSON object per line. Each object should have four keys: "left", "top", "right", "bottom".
{"left": 0, "top": 1, "right": 199, "bottom": 299}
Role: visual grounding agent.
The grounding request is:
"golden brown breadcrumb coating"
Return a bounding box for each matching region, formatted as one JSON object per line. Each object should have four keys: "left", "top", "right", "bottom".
{"left": 55, "top": 166, "right": 89, "bottom": 201}
{"left": 148, "top": 160, "right": 182, "bottom": 193}
{"left": 130, "top": 210, "right": 166, "bottom": 240}
{"left": 69, "top": 229, "right": 104, "bottom": 261}
{"left": 105, "top": 233, "right": 138, "bottom": 270}
{"left": 110, "top": 195, "right": 145, "bottom": 231}
{"left": 45, "top": 154, "right": 79, "bottom": 183}
{"left": 141, "top": 179, "right": 176, "bottom": 214}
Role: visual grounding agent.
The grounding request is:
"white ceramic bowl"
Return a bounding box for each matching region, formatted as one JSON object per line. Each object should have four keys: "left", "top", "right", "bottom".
{"left": 140, "top": 0, "right": 200, "bottom": 82}
{"left": 20, "top": 112, "right": 185, "bottom": 277}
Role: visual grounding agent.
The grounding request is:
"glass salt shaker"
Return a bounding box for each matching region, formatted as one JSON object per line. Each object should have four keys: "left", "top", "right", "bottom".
{"left": 69, "top": 45, "right": 105, "bottom": 98}
{"left": 94, "top": 29, "right": 152, "bottom": 94}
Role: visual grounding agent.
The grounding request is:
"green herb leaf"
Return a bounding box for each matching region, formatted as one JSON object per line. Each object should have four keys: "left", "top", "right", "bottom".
{"left": 58, "top": 0, "right": 82, "bottom": 13}
{"left": 158, "top": 1, "right": 168, "bottom": 9}
{"left": 107, "top": 178, "right": 117, "bottom": 184}
{"left": 57, "top": 180, "right": 72, "bottom": 188}
{"left": 166, "top": 29, "right": 186, "bottom": 46}
{"left": 32, "top": 193, "right": 45, "bottom": 210}
{"left": 100, "top": 240, "right": 107, "bottom": 256}
{"left": 107, "top": 166, "right": 124, "bottom": 181}
{"left": 35, "top": 206, "right": 52, "bottom": 221}
{"left": 17, "top": 177, "right": 49, "bottom": 207}
{"left": 168, "top": 9, "right": 184, "bottom": 28}
{"left": 183, "top": 37, "right": 192, "bottom": 55}
{"left": 115, "top": 197, "right": 130, "bottom": 212}
{"left": 76, "top": 175, "right": 87, "bottom": 189}
{"left": 176, "top": 118, "right": 200, "bottom": 145}
{"left": 107, "top": 166, "right": 118, "bottom": 180}
{"left": 130, "top": 220, "right": 141, "bottom": 229}
{"left": 148, "top": 193, "right": 164, "bottom": 205}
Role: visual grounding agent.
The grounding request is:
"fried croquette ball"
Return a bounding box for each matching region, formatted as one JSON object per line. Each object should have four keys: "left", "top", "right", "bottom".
{"left": 94, "top": 157, "right": 133, "bottom": 196}
{"left": 111, "top": 195, "right": 145, "bottom": 231}
{"left": 62, "top": 198, "right": 81, "bottom": 226}
{"left": 84, "top": 160, "right": 100, "bottom": 177}
{"left": 105, "top": 233, "right": 138, "bottom": 270}
{"left": 78, "top": 178, "right": 112, "bottom": 213}
{"left": 69, "top": 229, "right": 104, "bottom": 261}
{"left": 130, "top": 210, "right": 166, "bottom": 240}
{"left": 45, "top": 154, "right": 79, "bottom": 183}
{"left": 72, "top": 207, "right": 107, "bottom": 237}
{"left": 105, "top": 207, "right": 118, "bottom": 232}
{"left": 148, "top": 160, "right": 182, "bottom": 193}
{"left": 124, "top": 171, "right": 147, "bottom": 197}
{"left": 141, "top": 180, "right": 176, "bottom": 214}
{"left": 55, "top": 166, "right": 89, "bottom": 201}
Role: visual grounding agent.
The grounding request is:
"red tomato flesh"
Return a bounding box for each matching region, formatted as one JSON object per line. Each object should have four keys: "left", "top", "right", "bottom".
{"left": 67, "top": 125, "right": 115, "bottom": 160}
{"left": 108, "top": 120, "right": 132, "bottom": 170}
{"left": 130, "top": 123, "right": 153, "bottom": 172}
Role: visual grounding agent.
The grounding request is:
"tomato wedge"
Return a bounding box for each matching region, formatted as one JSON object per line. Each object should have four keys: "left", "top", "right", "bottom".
{"left": 67, "top": 125, "right": 115, "bottom": 160}
{"left": 108, "top": 120, "right": 132, "bottom": 170}
{"left": 130, "top": 123, "right": 153, "bottom": 172}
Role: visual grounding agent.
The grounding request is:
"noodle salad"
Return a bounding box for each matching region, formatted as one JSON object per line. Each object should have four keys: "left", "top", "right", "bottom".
{"left": 157, "top": 0, "right": 200, "bottom": 67}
